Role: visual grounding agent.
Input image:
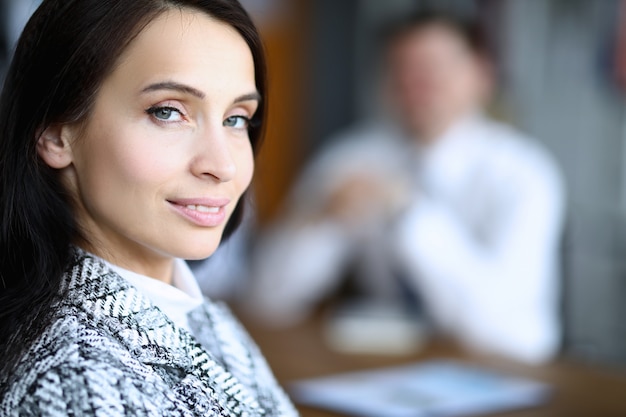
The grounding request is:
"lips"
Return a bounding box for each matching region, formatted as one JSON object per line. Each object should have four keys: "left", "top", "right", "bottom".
{"left": 183, "top": 204, "right": 220, "bottom": 213}
{"left": 167, "top": 197, "right": 230, "bottom": 227}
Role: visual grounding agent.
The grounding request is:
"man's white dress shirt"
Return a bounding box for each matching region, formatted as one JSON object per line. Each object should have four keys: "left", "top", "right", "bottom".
{"left": 251, "top": 113, "right": 565, "bottom": 364}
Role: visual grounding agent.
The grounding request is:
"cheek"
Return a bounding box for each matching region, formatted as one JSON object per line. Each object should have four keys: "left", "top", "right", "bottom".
{"left": 116, "top": 140, "right": 180, "bottom": 184}
{"left": 74, "top": 126, "right": 177, "bottom": 201}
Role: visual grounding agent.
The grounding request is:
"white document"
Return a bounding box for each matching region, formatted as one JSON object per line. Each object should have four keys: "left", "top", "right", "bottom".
{"left": 289, "top": 360, "right": 551, "bottom": 417}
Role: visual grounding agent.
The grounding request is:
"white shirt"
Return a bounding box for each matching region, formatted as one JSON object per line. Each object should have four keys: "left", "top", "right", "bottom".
{"left": 250, "top": 113, "right": 565, "bottom": 364}
{"left": 104, "top": 258, "right": 204, "bottom": 332}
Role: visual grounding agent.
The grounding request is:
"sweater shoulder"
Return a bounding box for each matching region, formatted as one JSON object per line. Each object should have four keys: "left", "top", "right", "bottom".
{"left": 0, "top": 312, "right": 174, "bottom": 416}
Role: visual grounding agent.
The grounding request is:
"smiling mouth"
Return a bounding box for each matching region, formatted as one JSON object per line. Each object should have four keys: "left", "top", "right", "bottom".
{"left": 183, "top": 204, "right": 220, "bottom": 213}
{"left": 167, "top": 198, "right": 230, "bottom": 227}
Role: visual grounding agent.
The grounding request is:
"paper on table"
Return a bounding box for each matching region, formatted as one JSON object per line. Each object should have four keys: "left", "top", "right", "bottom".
{"left": 289, "top": 360, "right": 551, "bottom": 417}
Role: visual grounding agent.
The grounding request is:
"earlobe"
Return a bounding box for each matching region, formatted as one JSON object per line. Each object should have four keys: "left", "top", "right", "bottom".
{"left": 36, "top": 124, "right": 74, "bottom": 169}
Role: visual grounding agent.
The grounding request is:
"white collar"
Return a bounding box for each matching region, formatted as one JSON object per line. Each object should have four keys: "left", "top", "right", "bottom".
{"left": 414, "top": 112, "right": 488, "bottom": 195}
{"left": 103, "top": 257, "right": 204, "bottom": 331}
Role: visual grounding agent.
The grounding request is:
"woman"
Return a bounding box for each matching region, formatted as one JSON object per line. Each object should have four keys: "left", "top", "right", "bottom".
{"left": 0, "top": 0, "right": 297, "bottom": 415}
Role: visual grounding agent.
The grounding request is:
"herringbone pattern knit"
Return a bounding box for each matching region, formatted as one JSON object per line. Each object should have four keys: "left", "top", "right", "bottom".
{"left": 0, "top": 249, "right": 298, "bottom": 416}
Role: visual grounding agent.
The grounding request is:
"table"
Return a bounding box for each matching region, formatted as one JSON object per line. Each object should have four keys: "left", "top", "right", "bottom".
{"left": 237, "top": 310, "right": 626, "bottom": 417}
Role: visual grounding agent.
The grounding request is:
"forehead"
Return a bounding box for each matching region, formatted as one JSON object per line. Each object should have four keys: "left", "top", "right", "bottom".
{"left": 390, "top": 23, "right": 473, "bottom": 58}
{"left": 107, "top": 8, "right": 255, "bottom": 94}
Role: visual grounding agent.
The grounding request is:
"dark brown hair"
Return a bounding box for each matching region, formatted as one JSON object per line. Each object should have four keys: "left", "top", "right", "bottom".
{"left": 0, "top": 0, "right": 266, "bottom": 367}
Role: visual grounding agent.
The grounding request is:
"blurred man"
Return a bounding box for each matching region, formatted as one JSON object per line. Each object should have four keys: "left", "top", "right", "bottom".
{"left": 248, "top": 11, "right": 565, "bottom": 364}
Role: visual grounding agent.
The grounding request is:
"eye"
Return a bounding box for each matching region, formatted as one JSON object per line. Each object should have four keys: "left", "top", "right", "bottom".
{"left": 146, "top": 106, "right": 184, "bottom": 123}
{"left": 223, "top": 115, "right": 250, "bottom": 129}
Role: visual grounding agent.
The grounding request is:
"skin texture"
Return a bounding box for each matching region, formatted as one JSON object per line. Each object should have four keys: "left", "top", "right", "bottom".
{"left": 37, "top": 9, "right": 258, "bottom": 283}
{"left": 387, "top": 24, "right": 492, "bottom": 143}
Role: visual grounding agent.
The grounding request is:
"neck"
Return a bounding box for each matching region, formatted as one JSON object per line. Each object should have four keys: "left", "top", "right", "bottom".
{"left": 77, "top": 240, "right": 175, "bottom": 284}
{"left": 410, "top": 122, "right": 450, "bottom": 145}
{"left": 409, "top": 110, "right": 479, "bottom": 145}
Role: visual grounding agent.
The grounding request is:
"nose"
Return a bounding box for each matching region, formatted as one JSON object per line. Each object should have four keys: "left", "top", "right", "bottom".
{"left": 190, "top": 127, "right": 237, "bottom": 182}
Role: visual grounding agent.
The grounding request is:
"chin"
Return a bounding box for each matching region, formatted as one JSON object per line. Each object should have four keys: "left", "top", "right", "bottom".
{"left": 165, "top": 231, "right": 224, "bottom": 261}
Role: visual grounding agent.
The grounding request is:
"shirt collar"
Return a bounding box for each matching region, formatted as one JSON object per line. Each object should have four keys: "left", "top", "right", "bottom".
{"left": 414, "top": 112, "right": 487, "bottom": 195}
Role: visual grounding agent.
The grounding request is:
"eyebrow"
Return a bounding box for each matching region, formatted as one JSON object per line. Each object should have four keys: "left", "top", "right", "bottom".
{"left": 141, "top": 81, "right": 261, "bottom": 104}
{"left": 234, "top": 91, "right": 262, "bottom": 104}
{"left": 142, "top": 81, "right": 205, "bottom": 99}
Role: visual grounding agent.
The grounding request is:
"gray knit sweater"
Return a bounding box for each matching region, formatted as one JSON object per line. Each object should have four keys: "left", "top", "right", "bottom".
{"left": 0, "top": 249, "right": 298, "bottom": 416}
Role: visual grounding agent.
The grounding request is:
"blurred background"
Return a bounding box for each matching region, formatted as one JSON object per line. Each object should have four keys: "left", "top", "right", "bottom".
{"left": 242, "top": 0, "right": 626, "bottom": 367}
{"left": 243, "top": 0, "right": 626, "bottom": 367}
{"left": 2, "top": 0, "right": 626, "bottom": 367}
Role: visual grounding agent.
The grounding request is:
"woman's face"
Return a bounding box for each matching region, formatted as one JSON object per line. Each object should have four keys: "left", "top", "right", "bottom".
{"left": 59, "top": 10, "right": 257, "bottom": 276}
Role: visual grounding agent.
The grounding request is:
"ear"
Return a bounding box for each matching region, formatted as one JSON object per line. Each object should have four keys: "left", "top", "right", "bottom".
{"left": 36, "top": 124, "right": 74, "bottom": 169}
